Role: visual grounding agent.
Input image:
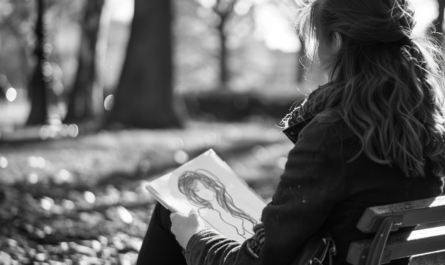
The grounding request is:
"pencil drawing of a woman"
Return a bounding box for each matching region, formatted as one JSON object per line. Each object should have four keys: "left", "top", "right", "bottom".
{"left": 178, "top": 169, "right": 257, "bottom": 239}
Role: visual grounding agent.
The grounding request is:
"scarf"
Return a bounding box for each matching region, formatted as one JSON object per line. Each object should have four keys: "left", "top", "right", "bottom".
{"left": 279, "top": 85, "right": 328, "bottom": 129}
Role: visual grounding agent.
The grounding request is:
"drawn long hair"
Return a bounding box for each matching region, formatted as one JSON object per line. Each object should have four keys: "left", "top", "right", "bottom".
{"left": 289, "top": 0, "right": 445, "bottom": 177}
{"left": 178, "top": 169, "right": 257, "bottom": 226}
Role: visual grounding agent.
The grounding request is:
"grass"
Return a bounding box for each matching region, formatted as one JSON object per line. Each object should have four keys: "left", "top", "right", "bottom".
{"left": 0, "top": 120, "right": 293, "bottom": 264}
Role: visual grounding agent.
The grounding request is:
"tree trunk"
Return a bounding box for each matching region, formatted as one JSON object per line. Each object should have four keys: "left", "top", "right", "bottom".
{"left": 26, "top": 0, "right": 49, "bottom": 126}
{"left": 213, "top": 0, "right": 236, "bottom": 90}
{"left": 64, "top": 0, "right": 106, "bottom": 123}
{"left": 106, "top": 0, "right": 182, "bottom": 129}
{"left": 217, "top": 15, "right": 229, "bottom": 89}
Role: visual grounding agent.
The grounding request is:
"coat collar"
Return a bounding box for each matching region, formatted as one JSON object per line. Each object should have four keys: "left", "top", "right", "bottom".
{"left": 281, "top": 116, "right": 315, "bottom": 144}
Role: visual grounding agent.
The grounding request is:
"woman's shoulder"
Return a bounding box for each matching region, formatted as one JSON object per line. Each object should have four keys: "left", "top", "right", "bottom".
{"left": 300, "top": 109, "right": 356, "bottom": 146}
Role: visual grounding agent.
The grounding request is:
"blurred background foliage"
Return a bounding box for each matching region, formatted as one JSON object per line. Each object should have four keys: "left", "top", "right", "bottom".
{"left": 0, "top": 0, "right": 442, "bottom": 133}
{"left": 0, "top": 0, "right": 321, "bottom": 134}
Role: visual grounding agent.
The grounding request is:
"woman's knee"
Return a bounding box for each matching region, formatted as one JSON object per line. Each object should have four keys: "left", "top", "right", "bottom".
{"left": 152, "top": 202, "right": 174, "bottom": 231}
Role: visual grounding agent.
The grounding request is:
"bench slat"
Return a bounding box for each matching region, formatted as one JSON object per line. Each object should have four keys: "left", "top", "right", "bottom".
{"left": 410, "top": 250, "right": 445, "bottom": 265}
{"left": 356, "top": 196, "right": 445, "bottom": 233}
{"left": 346, "top": 227, "right": 445, "bottom": 265}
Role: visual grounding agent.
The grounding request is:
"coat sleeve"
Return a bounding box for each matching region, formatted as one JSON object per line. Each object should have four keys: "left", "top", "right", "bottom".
{"left": 184, "top": 119, "right": 346, "bottom": 265}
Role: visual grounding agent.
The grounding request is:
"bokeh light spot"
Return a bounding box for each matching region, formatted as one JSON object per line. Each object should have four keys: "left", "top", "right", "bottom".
{"left": 6, "top": 88, "right": 17, "bottom": 102}
{"left": 54, "top": 169, "right": 73, "bottom": 184}
{"left": 104, "top": 94, "right": 114, "bottom": 111}
{"left": 117, "top": 206, "right": 133, "bottom": 224}
{"left": 68, "top": 124, "right": 79, "bottom": 137}
{"left": 27, "top": 172, "right": 39, "bottom": 184}
{"left": 43, "top": 63, "right": 52, "bottom": 75}
{"left": 92, "top": 240, "right": 102, "bottom": 252}
{"left": 174, "top": 150, "right": 189, "bottom": 164}
{"left": 62, "top": 199, "right": 75, "bottom": 210}
{"left": 39, "top": 125, "right": 50, "bottom": 140}
{"left": 40, "top": 197, "right": 54, "bottom": 211}
{"left": 197, "top": 0, "right": 216, "bottom": 8}
{"left": 234, "top": 1, "right": 251, "bottom": 15}
{"left": 84, "top": 191, "right": 96, "bottom": 204}
{"left": 60, "top": 242, "right": 69, "bottom": 251}
{"left": 27, "top": 156, "right": 46, "bottom": 169}
{"left": 0, "top": 157, "right": 7, "bottom": 168}
{"left": 168, "top": 137, "right": 184, "bottom": 150}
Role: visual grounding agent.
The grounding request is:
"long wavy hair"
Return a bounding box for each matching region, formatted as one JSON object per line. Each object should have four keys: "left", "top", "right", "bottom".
{"left": 178, "top": 169, "right": 257, "bottom": 226}
{"left": 289, "top": 0, "right": 445, "bottom": 177}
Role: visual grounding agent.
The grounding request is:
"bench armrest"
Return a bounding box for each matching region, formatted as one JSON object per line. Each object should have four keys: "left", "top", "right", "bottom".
{"left": 347, "top": 227, "right": 445, "bottom": 265}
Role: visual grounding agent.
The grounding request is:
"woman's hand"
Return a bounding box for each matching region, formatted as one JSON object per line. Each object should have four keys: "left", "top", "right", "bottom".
{"left": 171, "top": 209, "right": 207, "bottom": 249}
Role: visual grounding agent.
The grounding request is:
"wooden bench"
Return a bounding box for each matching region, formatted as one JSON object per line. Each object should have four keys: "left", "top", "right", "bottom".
{"left": 346, "top": 196, "right": 445, "bottom": 265}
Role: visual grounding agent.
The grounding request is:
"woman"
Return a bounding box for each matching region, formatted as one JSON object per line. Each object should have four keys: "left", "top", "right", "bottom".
{"left": 177, "top": 170, "right": 256, "bottom": 239}
{"left": 138, "top": 0, "right": 445, "bottom": 264}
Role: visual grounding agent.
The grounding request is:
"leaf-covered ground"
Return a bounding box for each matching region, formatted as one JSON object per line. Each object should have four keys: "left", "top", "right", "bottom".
{"left": 0, "top": 121, "right": 293, "bottom": 264}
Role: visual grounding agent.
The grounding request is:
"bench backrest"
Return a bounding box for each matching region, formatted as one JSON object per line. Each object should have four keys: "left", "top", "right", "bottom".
{"left": 346, "top": 196, "right": 445, "bottom": 265}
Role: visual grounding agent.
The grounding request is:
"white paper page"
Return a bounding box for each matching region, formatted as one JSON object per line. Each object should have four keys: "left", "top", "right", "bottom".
{"left": 146, "top": 149, "right": 267, "bottom": 243}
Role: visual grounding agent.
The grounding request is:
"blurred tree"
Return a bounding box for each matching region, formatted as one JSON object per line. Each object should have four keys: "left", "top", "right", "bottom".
{"left": 0, "top": 0, "right": 34, "bottom": 92}
{"left": 63, "top": 0, "right": 107, "bottom": 123}
{"left": 26, "top": 0, "right": 51, "bottom": 125}
{"left": 0, "top": 0, "right": 78, "bottom": 96}
{"left": 213, "top": 0, "right": 238, "bottom": 90}
{"left": 194, "top": 0, "right": 238, "bottom": 89}
{"left": 296, "top": 38, "right": 306, "bottom": 84}
{"left": 106, "top": 0, "right": 183, "bottom": 129}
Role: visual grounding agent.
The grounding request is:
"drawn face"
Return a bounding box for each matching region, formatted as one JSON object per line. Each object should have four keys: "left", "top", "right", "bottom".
{"left": 193, "top": 181, "right": 215, "bottom": 201}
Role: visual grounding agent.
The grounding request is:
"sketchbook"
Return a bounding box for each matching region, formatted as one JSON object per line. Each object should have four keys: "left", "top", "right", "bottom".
{"left": 145, "top": 149, "right": 266, "bottom": 243}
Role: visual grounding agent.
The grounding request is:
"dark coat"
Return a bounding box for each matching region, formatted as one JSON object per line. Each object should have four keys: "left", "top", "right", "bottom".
{"left": 184, "top": 110, "right": 444, "bottom": 265}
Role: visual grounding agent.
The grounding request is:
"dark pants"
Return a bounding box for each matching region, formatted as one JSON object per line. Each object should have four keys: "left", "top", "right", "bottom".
{"left": 136, "top": 203, "right": 187, "bottom": 265}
